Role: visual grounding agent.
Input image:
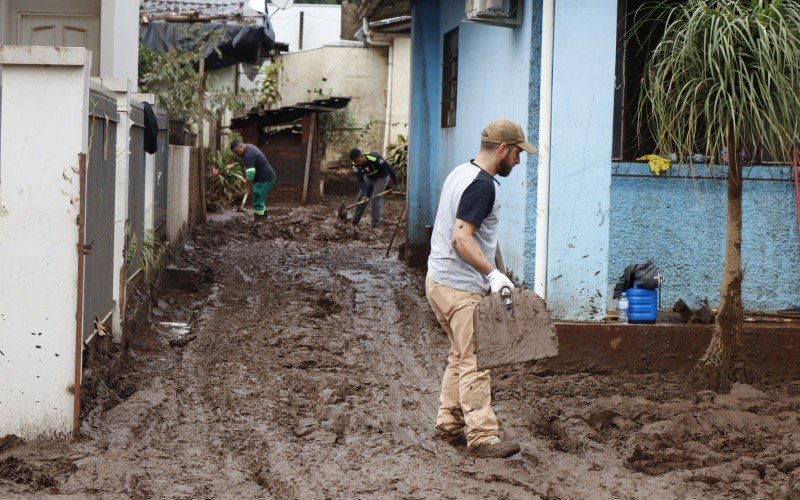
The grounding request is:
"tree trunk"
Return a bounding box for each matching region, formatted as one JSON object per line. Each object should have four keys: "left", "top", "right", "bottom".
{"left": 694, "top": 132, "right": 755, "bottom": 391}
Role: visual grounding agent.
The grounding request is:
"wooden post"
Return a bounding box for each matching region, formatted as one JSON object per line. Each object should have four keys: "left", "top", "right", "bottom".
{"left": 301, "top": 114, "right": 316, "bottom": 205}
{"left": 197, "top": 58, "right": 207, "bottom": 221}
{"left": 74, "top": 153, "right": 87, "bottom": 434}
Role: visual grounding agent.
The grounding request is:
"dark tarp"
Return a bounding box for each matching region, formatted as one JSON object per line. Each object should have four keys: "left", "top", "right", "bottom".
{"left": 140, "top": 19, "right": 276, "bottom": 71}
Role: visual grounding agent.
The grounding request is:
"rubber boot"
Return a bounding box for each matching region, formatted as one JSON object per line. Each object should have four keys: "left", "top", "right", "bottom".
{"left": 468, "top": 438, "right": 521, "bottom": 459}
{"left": 250, "top": 213, "right": 266, "bottom": 235}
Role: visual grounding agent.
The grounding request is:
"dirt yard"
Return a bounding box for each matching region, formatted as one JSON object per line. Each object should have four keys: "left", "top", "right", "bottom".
{"left": 2, "top": 198, "right": 800, "bottom": 499}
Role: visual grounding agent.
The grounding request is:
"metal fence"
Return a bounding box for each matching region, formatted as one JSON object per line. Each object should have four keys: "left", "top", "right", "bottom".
{"left": 127, "top": 103, "right": 146, "bottom": 280}
{"left": 83, "top": 83, "right": 119, "bottom": 341}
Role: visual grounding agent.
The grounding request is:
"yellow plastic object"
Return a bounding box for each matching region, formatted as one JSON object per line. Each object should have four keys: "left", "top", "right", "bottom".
{"left": 636, "top": 154, "right": 671, "bottom": 176}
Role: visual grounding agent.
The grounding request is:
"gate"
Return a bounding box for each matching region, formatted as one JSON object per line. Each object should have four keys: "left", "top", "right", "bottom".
{"left": 154, "top": 111, "right": 169, "bottom": 235}
{"left": 127, "top": 102, "right": 146, "bottom": 280}
{"left": 83, "top": 83, "right": 119, "bottom": 340}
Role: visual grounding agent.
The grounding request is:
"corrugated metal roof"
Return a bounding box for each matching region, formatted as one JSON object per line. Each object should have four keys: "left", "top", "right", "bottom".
{"left": 357, "top": 0, "right": 411, "bottom": 22}
{"left": 232, "top": 97, "right": 351, "bottom": 128}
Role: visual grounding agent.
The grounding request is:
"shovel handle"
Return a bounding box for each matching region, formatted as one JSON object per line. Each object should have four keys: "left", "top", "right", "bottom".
{"left": 344, "top": 189, "right": 393, "bottom": 210}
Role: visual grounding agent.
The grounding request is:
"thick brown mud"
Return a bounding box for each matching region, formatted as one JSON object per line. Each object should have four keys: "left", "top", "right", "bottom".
{"left": 2, "top": 198, "right": 800, "bottom": 498}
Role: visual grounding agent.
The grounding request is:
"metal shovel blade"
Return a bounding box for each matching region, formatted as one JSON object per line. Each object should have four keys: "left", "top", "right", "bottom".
{"left": 473, "top": 288, "right": 559, "bottom": 370}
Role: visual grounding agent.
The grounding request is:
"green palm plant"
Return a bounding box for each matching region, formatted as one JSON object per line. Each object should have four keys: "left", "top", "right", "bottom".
{"left": 385, "top": 134, "right": 408, "bottom": 187}
{"left": 207, "top": 149, "right": 246, "bottom": 208}
{"left": 638, "top": 0, "right": 800, "bottom": 390}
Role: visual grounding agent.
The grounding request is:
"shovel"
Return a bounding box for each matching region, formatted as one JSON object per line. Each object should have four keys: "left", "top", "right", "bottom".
{"left": 472, "top": 248, "right": 558, "bottom": 370}
{"left": 237, "top": 191, "right": 249, "bottom": 213}
{"left": 337, "top": 189, "right": 394, "bottom": 220}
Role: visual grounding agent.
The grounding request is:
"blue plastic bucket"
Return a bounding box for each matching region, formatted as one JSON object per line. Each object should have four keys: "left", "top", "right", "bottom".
{"left": 625, "top": 286, "right": 658, "bottom": 323}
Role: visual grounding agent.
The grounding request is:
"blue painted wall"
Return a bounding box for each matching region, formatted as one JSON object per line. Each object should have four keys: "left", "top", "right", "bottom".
{"left": 523, "top": 1, "right": 543, "bottom": 289}
{"left": 407, "top": 0, "right": 440, "bottom": 245}
{"left": 544, "top": 0, "right": 618, "bottom": 320}
{"left": 408, "top": 0, "right": 800, "bottom": 317}
{"left": 610, "top": 163, "right": 800, "bottom": 311}
{"left": 407, "top": 0, "right": 535, "bottom": 280}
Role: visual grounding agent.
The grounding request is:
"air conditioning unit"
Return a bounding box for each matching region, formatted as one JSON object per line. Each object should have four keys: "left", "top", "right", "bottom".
{"left": 465, "top": 0, "right": 521, "bottom": 28}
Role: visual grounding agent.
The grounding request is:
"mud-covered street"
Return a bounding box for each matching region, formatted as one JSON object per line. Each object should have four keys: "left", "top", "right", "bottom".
{"left": 2, "top": 199, "right": 800, "bottom": 498}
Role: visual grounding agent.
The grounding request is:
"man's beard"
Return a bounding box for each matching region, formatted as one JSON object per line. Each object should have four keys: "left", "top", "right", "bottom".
{"left": 497, "top": 162, "right": 514, "bottom": 177}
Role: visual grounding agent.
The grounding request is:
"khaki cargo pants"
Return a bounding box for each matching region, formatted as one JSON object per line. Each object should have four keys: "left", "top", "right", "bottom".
{"left": 425, "top": 276, "right": 500, "bottom": 448}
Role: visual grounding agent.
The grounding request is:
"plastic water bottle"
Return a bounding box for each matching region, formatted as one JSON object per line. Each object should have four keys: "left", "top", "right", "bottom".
{"left": 618, "top": 292, "right": 629, "bottom": 324}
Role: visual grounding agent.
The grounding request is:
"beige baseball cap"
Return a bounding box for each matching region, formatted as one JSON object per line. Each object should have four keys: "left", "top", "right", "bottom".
{"left": 481, "top": 119, "right": 537, "bottom": 154}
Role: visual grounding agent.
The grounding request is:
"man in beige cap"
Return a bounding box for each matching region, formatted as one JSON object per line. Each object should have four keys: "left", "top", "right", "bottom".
{"left": 426, "top": 118, "right": 535, "bottom": 459}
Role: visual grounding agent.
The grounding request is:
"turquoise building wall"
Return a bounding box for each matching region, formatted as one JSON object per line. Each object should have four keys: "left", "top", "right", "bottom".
{"left": 536, "top": 0, "right": 618, "bottom": 320}
{"left": 409, "top": 0, "right": 800, "bottom": 317}
{"left": 610, "top": 163, "right": 800, "bottom": 312}
{"left": 407, "top": 0, "right": 536, "bottom": 281}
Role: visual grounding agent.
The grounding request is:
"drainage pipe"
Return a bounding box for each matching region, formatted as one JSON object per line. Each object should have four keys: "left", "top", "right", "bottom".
{"left": 362, "top": 18, "right": 390, "bottom": 46}
{"left": 382, "top": 42, "right": 394, "bottom": 153}
{"left": 359, "top": 18, "right": 392, "bottom": 152}
{"left": 534, "top": 0, "right": 555, "bottom": 299}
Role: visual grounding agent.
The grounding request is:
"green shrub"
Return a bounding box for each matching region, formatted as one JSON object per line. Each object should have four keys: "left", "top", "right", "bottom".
{"left": 207, "top": 150, "right": 246, "bottom": 208}
{"left": 385, "top": 134, "right": 408, "bottom": 187}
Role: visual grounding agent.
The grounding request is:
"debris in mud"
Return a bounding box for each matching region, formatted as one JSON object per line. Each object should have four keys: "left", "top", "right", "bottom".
{"left": 164, "top": 265, "right": 208, "bottom": 292}
{"left": 0, "top": 456, "right": 65, "bottom": 490}
{"left": 0, "top": 435, "right": 23, "bottom": 454}
{"left": 168, "top": 333, "right": 197, "bottom": 348}
{"left": 4, "top": 199, "right": 800, "bottom": 499}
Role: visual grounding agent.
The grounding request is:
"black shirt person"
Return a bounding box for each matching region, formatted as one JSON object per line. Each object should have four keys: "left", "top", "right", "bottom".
{"left": 348, "top": 149, "right": 399, "bottom": 228}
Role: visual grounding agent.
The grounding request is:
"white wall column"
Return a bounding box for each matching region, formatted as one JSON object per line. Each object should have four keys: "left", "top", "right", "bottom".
{"left": 144, "top": 152, "right": 155, "bottom": 232}
{"left": 0, "top": 46, "right": 91, "bottom": 439}
{"left": 166, "top": 146, "right": 191, "bottom": 248}
{"left": 101, "top": 0, "right": 139, "bottom": 92}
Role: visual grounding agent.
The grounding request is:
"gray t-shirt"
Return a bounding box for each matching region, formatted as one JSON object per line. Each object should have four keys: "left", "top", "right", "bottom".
{"left": 427, "top": 161, "right": 500, "bottom": 294}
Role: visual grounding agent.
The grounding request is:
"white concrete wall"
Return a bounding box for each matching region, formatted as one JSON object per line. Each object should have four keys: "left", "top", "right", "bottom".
{"left": 100, "top": 0, "right": 139, "bottom": 92}
{"left": 268, "top": 3, "right": 341, "bottom": 52}
{"left": 0, "top": 1, "right": 9, "bottom": 44}
{"left": 388, "top": 37, "right": 410, "bottom": 144}
{"left": 0, "top": 46, "right": 91, "bottom": 439}
{"left": 278, "top": 43, "right": 388, "bottom": 153}
{"left": 207, "top": 65, "right": 239, "bottom": 144}
{"left": 166, "top": 146, "right": 191, "bottom": 247}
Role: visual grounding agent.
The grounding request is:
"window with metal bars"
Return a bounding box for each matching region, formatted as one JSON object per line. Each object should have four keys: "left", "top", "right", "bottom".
{"left": 441, "top": 28, "right": 458, "bottom": 128}
{"left": 613, "top": 0, "right": 785, "bottom": 165}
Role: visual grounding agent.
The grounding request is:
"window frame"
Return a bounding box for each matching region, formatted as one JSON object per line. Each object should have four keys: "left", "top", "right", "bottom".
{"left": 441, "top": 28, "right": 459, "bottom": 129}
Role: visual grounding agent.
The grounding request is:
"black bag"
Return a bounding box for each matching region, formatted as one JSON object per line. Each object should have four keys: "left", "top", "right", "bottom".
{"left": 612, "top": 260, "right": 662, "bottom": 299}
{"left": 143, "top": 102, "right": 159, "bottom": 154}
